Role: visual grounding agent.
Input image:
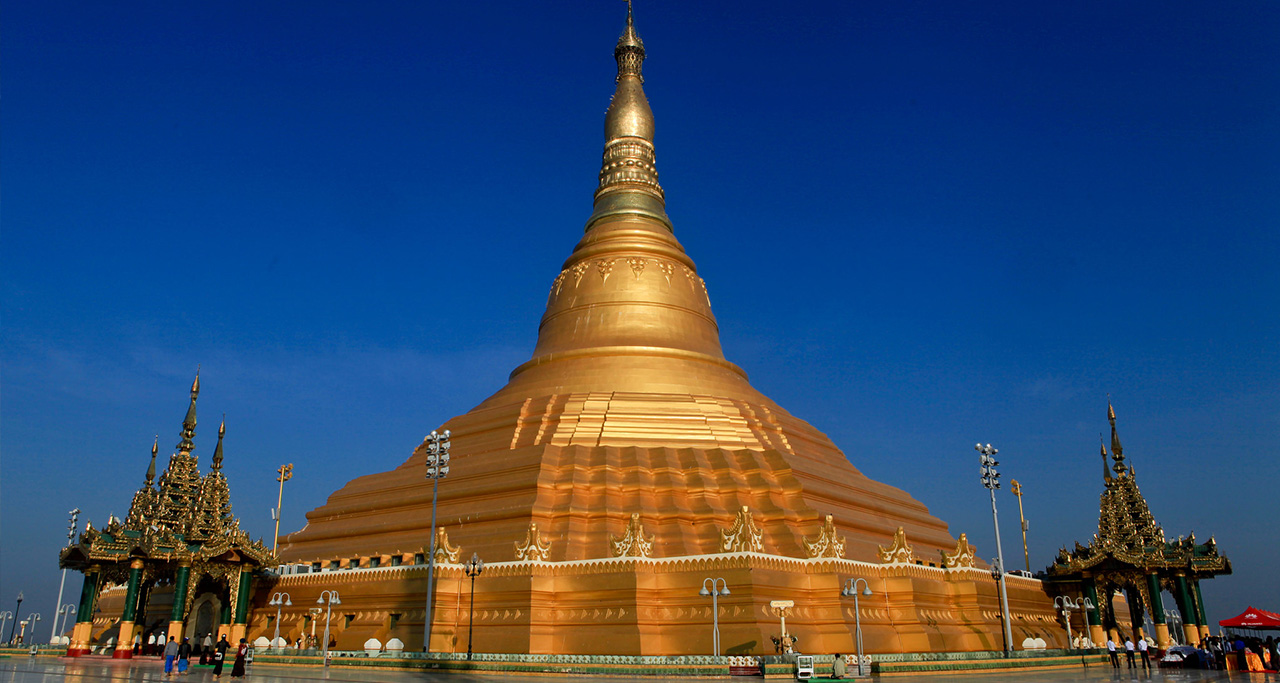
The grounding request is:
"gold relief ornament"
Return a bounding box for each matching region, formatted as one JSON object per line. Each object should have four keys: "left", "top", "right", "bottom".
{"left": 878, "top": 527, "right": 914, "bottom": 564}
{"left": 514, "top": 522, "right": 553, "bottom": 561}
{"left": 803, "top": 514, "right": 846, "bottom": 559}
{"left": 720, "top": 506, "right": 764, "bottom": 553}
{"left": 941, "top": 533, "right": 976, "bottom": 568}
{"left": 609, "top": 513, "right": 654, "bottom": 558}
{"left": 434, "top": 527, "right": 461, "bottom": 564}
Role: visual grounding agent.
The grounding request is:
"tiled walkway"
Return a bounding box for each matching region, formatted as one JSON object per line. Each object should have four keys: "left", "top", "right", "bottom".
{"left": 0, "top": 657, "right": 1275, "bottom": 682}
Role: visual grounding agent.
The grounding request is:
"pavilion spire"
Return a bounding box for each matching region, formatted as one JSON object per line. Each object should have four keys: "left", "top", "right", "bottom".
{"left": 587, "top": 0, "right": 669, "bottom": 231}
{"left": 1099, "top": 436, "right": 1111, "bottom": 484}
{"left": 146, "top": 436, "right": 158, "bottom": 485}
{"left": 211, "top": 416, "right": 226, "bottom": 471}
{"left": 1108, "top": 400, "right": 1127, "bottom": 476}
{"left": 177, "top": 367, "right": 200, "bottom": 453}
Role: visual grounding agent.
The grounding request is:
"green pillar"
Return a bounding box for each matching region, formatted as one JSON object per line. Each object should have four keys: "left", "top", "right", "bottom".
{"left": 1192, "top": 580, "right": 1207, "bottom": 626}
{"left": 121, "top": 564, "right": 143, "bottom": 622}
{"left": 233, "top": 571, "right": 252, "bottom": 625}
{"left": 1083, "top": 577, "right": 1102, "bottom": 626}
{"left": 76, "top": 570, "right": 100, "bottom": 623}
{"left": 1173, "top": 575, "right": 1193, "bottom": 624}
{"left": 1147, "top": 574, "right": 1165, "bottom": 624}
{"left": 219, "top": 601, "right": 232, "bottom": 627}
{"left": 170, "top": 566, "right": 190, "bottom": 622}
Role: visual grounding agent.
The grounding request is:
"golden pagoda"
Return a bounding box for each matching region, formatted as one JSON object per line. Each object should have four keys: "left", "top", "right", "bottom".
{"left": 269, "top": 5, "right": 1065, "bottom": 655}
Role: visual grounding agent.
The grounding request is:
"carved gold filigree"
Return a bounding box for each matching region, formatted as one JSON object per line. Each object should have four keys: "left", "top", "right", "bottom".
{"left": 803, "top": 515, "right": 846, "bottom": 559}
{"left": 941, "top": 533, "right": 975, "bottom": 568}
{"left": 720, "top": 506, "right": 764, "bottom": 553}
{"left": 610, "top": 513, "right": 654, "bottom": 558}
{"left": 878, "top": 527, "right": 914, "bottom": 564}
{"left": 434, "top": 527, "right": 461, "bottom": 564}
{"left": 514, "top": 522, "right": 553, "bottom": 561}
{"left": 626, "top": 257, "right": 646, "bottom": 279}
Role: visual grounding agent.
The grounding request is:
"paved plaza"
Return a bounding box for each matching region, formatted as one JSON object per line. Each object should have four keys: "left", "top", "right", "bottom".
{"left": 1, "top": 657, "right": 1277, "bottom": 683}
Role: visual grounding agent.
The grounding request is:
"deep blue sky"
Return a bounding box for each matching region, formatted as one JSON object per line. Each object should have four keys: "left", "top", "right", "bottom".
{"left": 4, "top": 1, "right": 1277, "bottom": 636}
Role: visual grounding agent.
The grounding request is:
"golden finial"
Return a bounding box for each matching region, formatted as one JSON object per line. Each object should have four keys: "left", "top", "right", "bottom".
{"left": 191, "top": 365, "right": 201, "bottom": 397}
{"left": 211, "top": 414, "right": 226, "bottom": 470}
{"left": 178, "top": 368, "right": 200, "bottom": 453}
{"left": 145, "top": 436, "right": 159, "bottom": 485}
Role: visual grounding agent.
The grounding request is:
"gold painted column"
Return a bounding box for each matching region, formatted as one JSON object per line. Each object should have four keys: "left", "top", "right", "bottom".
{"left": 167, "top": 563, "right": 191, "bottom": 640}
{"left": 67, "top": 566, "right": 101, "bottom": 656}
{"left": 1173, "top": 574, "right": 1199, "bottom": 645}
{"left": 1082, "top": 574, "right": 1106, "bottom": 646}
{"left": 228, "top": 569, "right": 252, "bottom": 644}
{"left": 113, "top": 559, "right": 145, "bottom": 659}
{"left": 1193, "top": 581, "right": 1211, "bottom": 641}
{"left": 1146, "top": 574, "right": 1171, "bottom": 648}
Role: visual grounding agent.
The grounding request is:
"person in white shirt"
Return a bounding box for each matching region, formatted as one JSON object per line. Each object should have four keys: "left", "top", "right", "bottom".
{"left": 1138, "top": 637, "right": 1151, "bottom": 670}
{"left": 1124, "top": 638, "right": 1136, "bottom": 668}
{"left": 1106, "top": 637, "right": 1120, "bottom": 668}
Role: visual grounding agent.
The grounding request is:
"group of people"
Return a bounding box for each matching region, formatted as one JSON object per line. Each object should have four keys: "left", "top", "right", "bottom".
{"left": 1215, "top": 635, "right": 1279, "bottom": 672}
{"left": 1105, "top": 635, "right": 1152, "bottom": 670}
{"left": 160, "top": 633, "right": 250, "bottom": 678}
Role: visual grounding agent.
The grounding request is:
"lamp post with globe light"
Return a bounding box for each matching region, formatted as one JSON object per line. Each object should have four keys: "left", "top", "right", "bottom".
{"left": 841, "top": 578, "right": 873, "bottom": 675}
{"left": 0, "top": 613, "right": 11, "bottom": 645}
{"left": 977, "top": 443, "right": 1013, "bottom": 653}
{"left": 317, "top": 591, "right": 340, "bottom": 668}
{"left": 53, "top": 605, "right": 76, "bottom": 645}
{"left": 269, "top": 593, "right": 291, "bottom": 650}
{"left": 699, "top": 578, "right": 730, "bottom": 657}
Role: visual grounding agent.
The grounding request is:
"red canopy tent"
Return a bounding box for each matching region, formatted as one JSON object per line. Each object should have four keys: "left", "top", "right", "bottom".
{"left": 1220, "top": 606, "right": 1280, "bottom": 630}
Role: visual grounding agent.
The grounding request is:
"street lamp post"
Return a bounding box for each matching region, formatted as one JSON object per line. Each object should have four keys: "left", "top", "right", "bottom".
{"left": 463, "top": 552, "right": 484, "bottom": 660}
{"left": 269, "top": 592, "right": 291, "bottom": 650}
{"left": 422, "top": 430, "right": 451, "bottom": 653}
{"left": 54, "top": 605, "right": 76, "bottom": 645}
{"left": 1164, "top": 609, "right": 1183, "bottom": 644}
{"left": 22, "top": 615, "right": 40, "bottom": 646}
{"left": 272, "top": 464, "right": 293, "bottom": 554}
{"left": 1009, "top": 481, "right": 1030, "bottom": 573}
{"left": 317, "top": 590, "right": 340, "bottom": 668}
{"left": 699, "top": 578, "right": 730, "bottom": 657}
{"left": 8, "top": 593, "right": 23, "bottom": 644}
{"left": 0, "top": 613, "right": 11, "bottom": 645}
{"left": 51, "top": 509, "right": 80, "bottom": 643}
{"left": 841, "top": 578, "right": 873, "bottom": 676}
{"left": 1054, "top": 596, "right": 1094, "bottom": 648}
{"left": 977, "top": 443, "right": 1013, "bottom": 653}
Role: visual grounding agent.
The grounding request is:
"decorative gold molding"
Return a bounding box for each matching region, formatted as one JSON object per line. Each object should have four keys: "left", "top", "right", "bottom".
{"left": 719, "top": 506, "right": 763, "bottom": 553}
{"left": 610, "top": 513, "right": 654, "bottom": 558}
{"left": 941, "top": 533, "right": 975, "bottom": 568}
{"left": 803, "top": 515, "right": 846, "bottom": 559}
{"left": 514, "top": 522, "right": 553, "bottom": 562}
{"left": 434, "top": 527, "right": 461, "bottom": 564}
{"left": 878, "top": 527, "right": 914, "bottom": 564}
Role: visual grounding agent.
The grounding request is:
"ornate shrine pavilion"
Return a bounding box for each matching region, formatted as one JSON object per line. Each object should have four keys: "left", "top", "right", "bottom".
{"left": 1045, "top": 404, "right": 1231, "bottom": 647}
{"left": 59, "top": 372, "right": 274, "bottom": 657}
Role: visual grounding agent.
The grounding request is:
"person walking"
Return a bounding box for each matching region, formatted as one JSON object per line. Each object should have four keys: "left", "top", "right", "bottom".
{"left": 1124, "top": 637, "right": 1136, "bottom": 668}
{"left": 212, "top": 635, "right": 230, "bottom": 679}
{"left": 201, "top": 633, "right": 213, "bottom": 664}
{"left": 230, "top": 638, "right": 248, "bottom": 679}
{"left": 177, "top": 637, "right": 192, "bottom": 675}
{"left": 1106, "top": 636, "right": 1120, "bottom": 668}
{"left": 1137, "top": 636, "right": 1151, "bottom": 670}
{"left": 163, "top": 636, "right": 179, "bottom": 677}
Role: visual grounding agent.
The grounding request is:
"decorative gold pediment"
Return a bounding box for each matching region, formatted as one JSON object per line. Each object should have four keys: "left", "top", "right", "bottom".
{"left": 941, "top": 533, "right": 976, "bottom": 568}
{"left": 803, "top": 515, "right": 846, "bottom": 559}
{"left": 434, "top": 527, "right": 461, "bottom": 564}
{"left": 610, "top": 513, "right": 654, "bottom": 558}
{"left": 514, "top": 522, "right": 553, "bottom": 561}
{"left": 878, "top": 527, "right": 914, "bottom": 564}
{"left": 720, "top": 506, "right": 764, "bottom": 553}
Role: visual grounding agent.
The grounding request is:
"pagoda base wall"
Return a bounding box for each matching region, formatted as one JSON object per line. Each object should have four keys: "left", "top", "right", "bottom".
{"left": 249, "top": 553, "right": 1069, "bottom": 656}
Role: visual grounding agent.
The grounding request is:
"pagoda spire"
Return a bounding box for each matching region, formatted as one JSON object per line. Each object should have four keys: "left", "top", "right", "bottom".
{"left": 588, "top": 0, "right": 669, "bottom": 231}
{"left": 211, "top": 416, "right": 226, "bottom": 471}
{"left": 1099, "top": 436, "right": 1111, "bottom": 483}
{"left": 146, "top": 436, "right": 158, "bottom": 485}
{"left": 1108, "top": 400, "right": 1127, "bottom": 476}
{"left": 177, "top": 367, "right": 199, "bottom": 453}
